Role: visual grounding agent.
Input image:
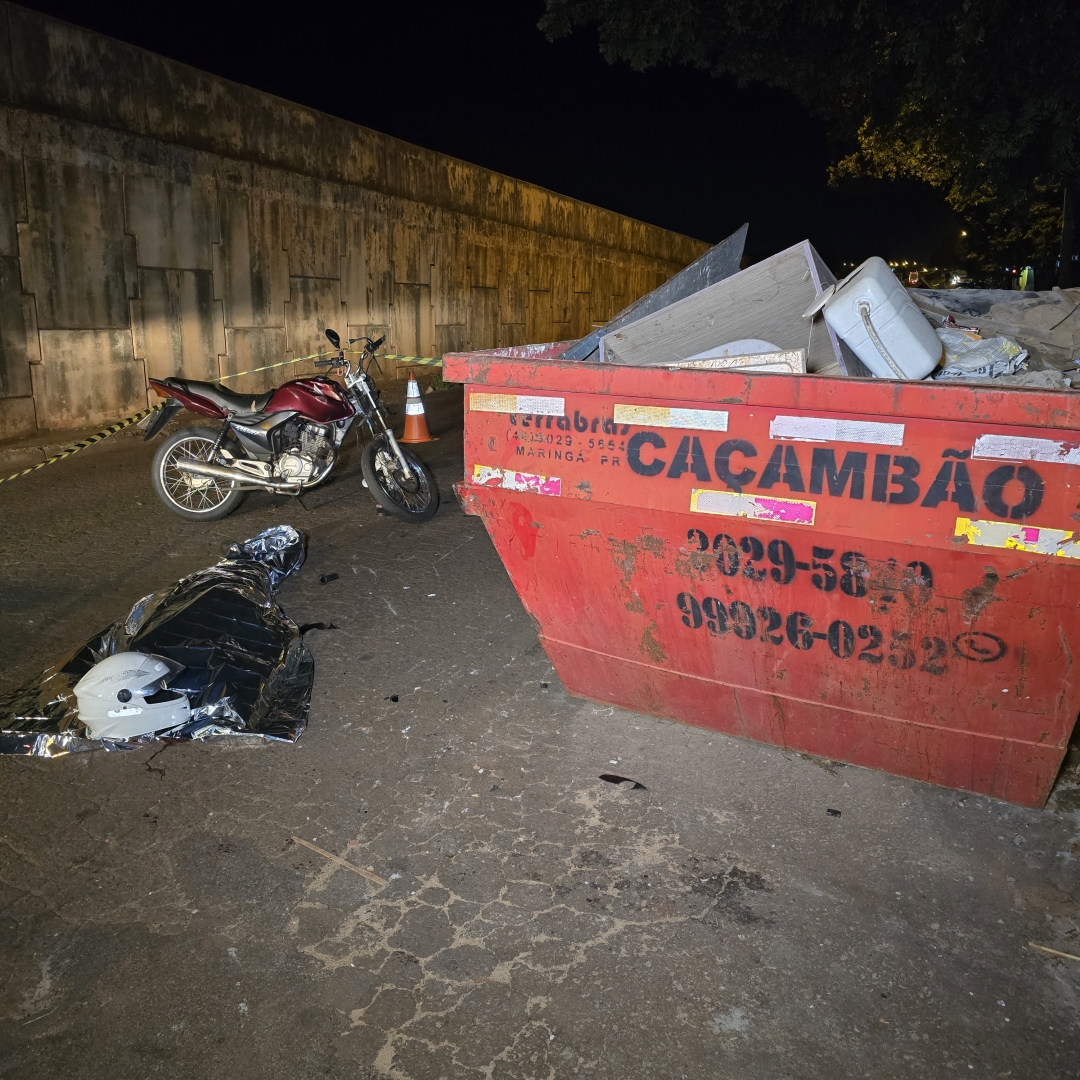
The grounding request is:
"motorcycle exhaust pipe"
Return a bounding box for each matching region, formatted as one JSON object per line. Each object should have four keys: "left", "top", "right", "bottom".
{"left": 174, "top": 458, "right": 299, "bottom": 491}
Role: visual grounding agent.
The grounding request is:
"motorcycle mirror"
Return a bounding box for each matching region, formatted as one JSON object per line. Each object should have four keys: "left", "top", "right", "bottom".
{"left": 324, "top": 328, "right": 341, "bottom": 348}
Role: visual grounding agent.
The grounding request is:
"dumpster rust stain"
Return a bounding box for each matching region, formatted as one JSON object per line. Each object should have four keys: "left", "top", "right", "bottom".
{"left": 962, "top": 567, "right": 1001, "bottom": 621}
{"left": 1016, "top": 642, "right": 1028, "bottom": 698}
{"left": 607, "top": 536, "right": 662, "bottom": 616}
{"left": 609, "top": 538, "right": 638, "bottom": 586}
{"left": 1058, "top": 625, "right": 1073, "bottom": 679}
{"left": 864, "top": 560, "right": 938, "bottom": 626}
{"left": 673, "top": 547, "right": 717, "bottom": 579}
{"left": 639, "top": 534, "right": 665, "bottom": 556}
{"left": 866, "top": 557, "right": 934, "bottom": 608}
{"left": 609, "top": 533, "right": 666, "bottom": 587}
{"left": 731, "top": 690, "right": 748, "bottom": 736}
{"left": 640, "top": 623, "right": 666, "bottom": 664}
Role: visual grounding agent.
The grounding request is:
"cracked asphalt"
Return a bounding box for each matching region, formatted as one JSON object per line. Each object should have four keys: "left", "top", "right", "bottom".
{"left": 1, "top": 387, "right": 1079, "bottom": 1079}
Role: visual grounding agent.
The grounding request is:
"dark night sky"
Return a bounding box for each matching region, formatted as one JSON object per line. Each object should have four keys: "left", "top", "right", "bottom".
{"left": 19, "top": 0, "right": 959, "bottom": 268}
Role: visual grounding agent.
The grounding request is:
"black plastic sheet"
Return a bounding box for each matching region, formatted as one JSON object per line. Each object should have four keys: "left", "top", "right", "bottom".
{"left": 0, "top": 525, "right": 314, "bottom": 756}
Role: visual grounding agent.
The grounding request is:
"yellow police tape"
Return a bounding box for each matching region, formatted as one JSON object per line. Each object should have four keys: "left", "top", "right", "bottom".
{"left": 218, "top": 349, "right": 442, "bottom": 381}
{"left": 0, "top": 404, "right": 163, "bottom": 487}
{"left": 375, "top": 353, "right": 443, "bottom": 367}
{"left": 0, "top": 349, "right": 443, "bottom": 486}
{"left": 217, "top": 348, "right": 337, "bottom": 381}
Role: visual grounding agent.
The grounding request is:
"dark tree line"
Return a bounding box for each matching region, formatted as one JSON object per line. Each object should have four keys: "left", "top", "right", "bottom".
{"left": 541, "top": 0, "right": 1080, "bottom": 285}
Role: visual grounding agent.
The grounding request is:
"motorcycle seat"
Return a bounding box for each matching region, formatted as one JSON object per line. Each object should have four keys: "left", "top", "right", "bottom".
{"left": 164, "top": 377, "right": 273, "bottom": 415}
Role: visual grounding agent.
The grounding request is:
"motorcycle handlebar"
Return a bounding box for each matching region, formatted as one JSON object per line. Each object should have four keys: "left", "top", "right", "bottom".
{"left": 344, "top": 335, "right": 385, "bottom": 354}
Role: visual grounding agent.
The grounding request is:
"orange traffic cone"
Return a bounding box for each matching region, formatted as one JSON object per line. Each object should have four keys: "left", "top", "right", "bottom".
{"left": 400, "top": 374, "right": 435, "bottom": 443}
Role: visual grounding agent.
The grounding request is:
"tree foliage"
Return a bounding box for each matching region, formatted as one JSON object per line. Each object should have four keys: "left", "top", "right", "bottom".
{"left": 541, "top": 0, "right": 1080, "bottom": 274}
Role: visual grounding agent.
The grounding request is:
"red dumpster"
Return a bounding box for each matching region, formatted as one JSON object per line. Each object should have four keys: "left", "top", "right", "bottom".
{"left": 444, "top": 343, "right": 1080, "bottom": 807}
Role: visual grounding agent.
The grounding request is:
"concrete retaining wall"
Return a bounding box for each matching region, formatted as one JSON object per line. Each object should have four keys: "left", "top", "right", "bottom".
{"left": 0, "top": 3, "right": 706, "bottom": 437}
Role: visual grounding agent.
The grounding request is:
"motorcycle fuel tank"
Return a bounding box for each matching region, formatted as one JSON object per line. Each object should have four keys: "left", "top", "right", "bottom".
{"left": 266, "top": 378, "right": 354, "bottom": 423}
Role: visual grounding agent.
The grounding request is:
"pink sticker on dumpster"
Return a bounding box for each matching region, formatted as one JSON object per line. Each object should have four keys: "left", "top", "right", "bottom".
{"left": 473, "top": 464, "right": 562, "bottom": 496}
{"left": 689, "top": 488, "right": 816, "bottom": 525}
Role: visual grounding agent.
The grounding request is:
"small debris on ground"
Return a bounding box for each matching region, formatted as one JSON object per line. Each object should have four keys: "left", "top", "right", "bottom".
{"left": 599, "top": 773, "right": 647, "bottom": 790}
{"left": 1028, "top": 942, "right": 1080, "bottom": 963}
{"left": 289, "top": 836, "right": 388, "bottom": 887}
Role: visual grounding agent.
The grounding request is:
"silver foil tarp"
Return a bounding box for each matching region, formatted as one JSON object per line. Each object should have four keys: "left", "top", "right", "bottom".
{"left": 0, "top": 525, "right": 314, "bottom": 756}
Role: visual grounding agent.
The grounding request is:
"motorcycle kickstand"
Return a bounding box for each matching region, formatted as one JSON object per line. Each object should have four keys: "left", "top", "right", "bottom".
{"left": 291, "top": 491, "right": 311, "bottom": 512}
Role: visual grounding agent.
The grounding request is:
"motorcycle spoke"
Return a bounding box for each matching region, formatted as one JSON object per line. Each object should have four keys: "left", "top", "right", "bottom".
{"left": 162, "top": 437, "right": 233, "bottom": 512}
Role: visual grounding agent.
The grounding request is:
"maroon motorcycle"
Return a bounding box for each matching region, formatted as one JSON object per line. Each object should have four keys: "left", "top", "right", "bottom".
{"left": 144, "top": 330, "right": 439, "bottom": 523}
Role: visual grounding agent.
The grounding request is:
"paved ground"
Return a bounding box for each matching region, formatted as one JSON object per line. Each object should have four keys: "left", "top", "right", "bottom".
{"left": 1, "top": 389, "right": 1078, "bottom": 1079}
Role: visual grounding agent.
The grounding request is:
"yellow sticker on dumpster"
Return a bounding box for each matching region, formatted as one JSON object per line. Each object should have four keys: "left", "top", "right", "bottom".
{"left": 613, "top": 404, "right": 729, "bottom": 431}
{"left": 954, "top": 517, "right": 1080, "bottom": 558}
{"left": 470, "top": 393, "right": 565, "bottom": 416}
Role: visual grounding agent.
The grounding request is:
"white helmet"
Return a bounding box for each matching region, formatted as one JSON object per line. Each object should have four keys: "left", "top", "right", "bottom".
{"left": 74, "top": 653, "right": 190, "bottom": 740}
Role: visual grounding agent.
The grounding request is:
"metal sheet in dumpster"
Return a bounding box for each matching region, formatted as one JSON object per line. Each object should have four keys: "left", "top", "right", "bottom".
{"left": 445, "top": 344, "right": 1080, "bottom": 807}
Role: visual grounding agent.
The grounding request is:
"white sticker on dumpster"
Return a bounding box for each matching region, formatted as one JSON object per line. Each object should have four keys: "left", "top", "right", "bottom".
{"left": 613, "top": 404, "right": 729, "bottom": 431}
{"left": 955, "top": 516, "right": 1080, "bottom": 559}
{"left": 470, "top": 393, "right": 565, "bottom": 416}
{"left": 473, "top": 464, "right": 562, "bottom": 497}
{"left": 690, "top": 488, "right": 816, "bottom": 526}
{"left": 769, "top": 415, "right": 905, "bottom": 445}
{"left": 971, "top": 433, "right": 1080, "bottom": 466}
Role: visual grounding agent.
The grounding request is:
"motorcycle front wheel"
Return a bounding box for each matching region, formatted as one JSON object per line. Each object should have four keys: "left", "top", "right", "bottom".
{"left": 152, "top": 426, "right": 245, "bottom": 521}
{"left": 361, "top": 434, "right": 439, "bottom": 523}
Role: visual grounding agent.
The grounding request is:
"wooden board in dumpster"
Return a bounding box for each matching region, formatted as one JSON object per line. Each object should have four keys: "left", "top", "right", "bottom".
{"left": 444, "top": 344, "right": 1080, "bottom": 807}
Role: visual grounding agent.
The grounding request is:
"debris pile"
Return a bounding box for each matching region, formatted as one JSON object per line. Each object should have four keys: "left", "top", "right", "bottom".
{"left": 590, "top": 236, "right": 853, "bottom": 376}
{"left": 563, "top": 229, "right": 1080, "bottom": 388}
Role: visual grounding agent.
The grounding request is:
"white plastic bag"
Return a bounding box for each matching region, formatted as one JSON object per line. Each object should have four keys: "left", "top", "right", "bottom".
{"left": 934, "top": 327, "right": 1027, "bottom": 380}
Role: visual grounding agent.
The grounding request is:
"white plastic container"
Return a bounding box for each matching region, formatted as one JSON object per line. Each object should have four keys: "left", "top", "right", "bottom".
{"left": 811, "top": 257, "right": 943, "bottom": 380}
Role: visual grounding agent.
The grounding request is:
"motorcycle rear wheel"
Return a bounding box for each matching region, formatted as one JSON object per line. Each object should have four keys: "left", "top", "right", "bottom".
{"left": 361, "top": 434, "right": 439, "bottom": 523}
{"left": 152, "top": 426, "right": 245, "bottom": 521}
